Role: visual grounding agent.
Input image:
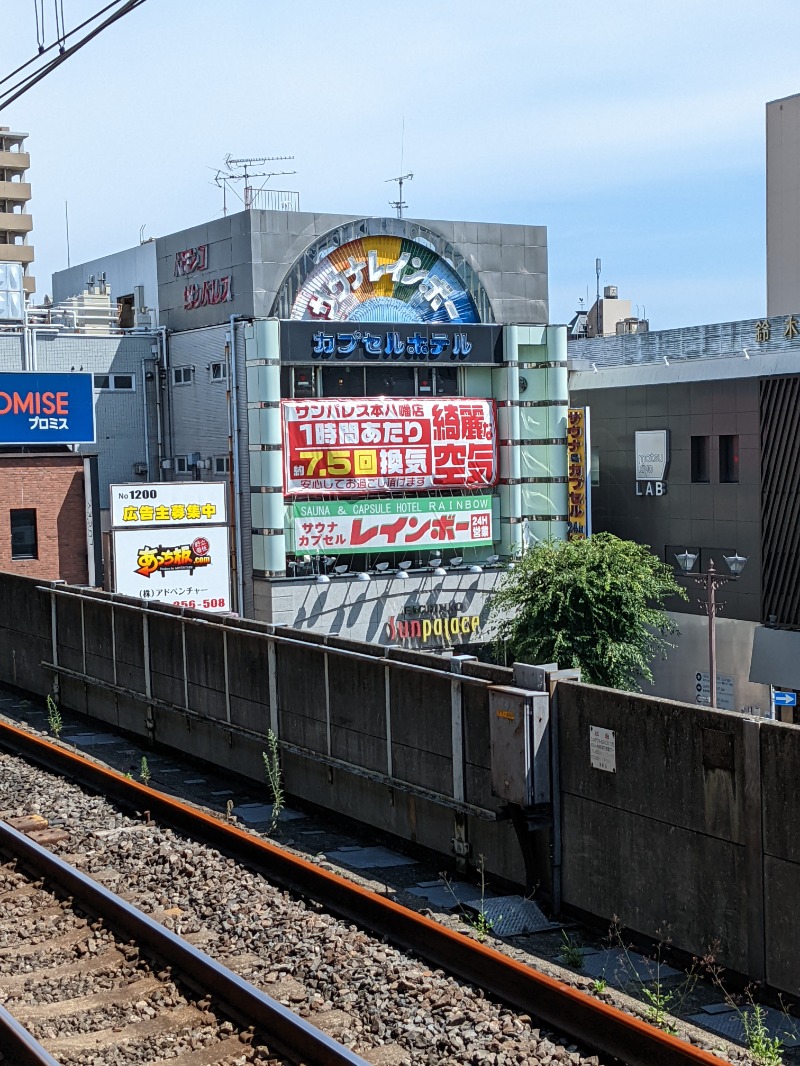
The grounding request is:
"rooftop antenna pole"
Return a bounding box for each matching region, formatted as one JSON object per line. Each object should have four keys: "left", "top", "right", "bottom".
{"left": 387, "top": 172, "right": 413, "bottom": 218}
{"left": 65, "top": 200, "right": 71, "bottom": 268}
{"left": 223, "top": 154, "right": 296, "bottom": 211}
{"left": 595, "top": 257, "right": 602, "bottom": 336}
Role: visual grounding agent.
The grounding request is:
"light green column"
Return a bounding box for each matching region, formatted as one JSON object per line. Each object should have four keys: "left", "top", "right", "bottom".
{"left": 497, "top": 324, "right": 568, "bottom": 552}
{"left": 246, "top": 318, "right": 286, "bottom": 575}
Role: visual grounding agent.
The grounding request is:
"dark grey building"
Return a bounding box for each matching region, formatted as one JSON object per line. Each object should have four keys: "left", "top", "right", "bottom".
{"left": 570, "top": 314, "right": 800, "bottom": 716}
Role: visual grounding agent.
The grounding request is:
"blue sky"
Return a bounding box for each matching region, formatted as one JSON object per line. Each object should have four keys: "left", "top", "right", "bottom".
{"left": 2, "top": 0, "right": 797, "bottom": 328}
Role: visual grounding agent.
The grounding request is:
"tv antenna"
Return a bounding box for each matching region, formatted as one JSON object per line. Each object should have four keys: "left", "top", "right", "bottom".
{"left": 215, "top": 154, "right": 296, "bottom": 213}
{"left": 386, "top": 172, "right": 413, "bottom": 218}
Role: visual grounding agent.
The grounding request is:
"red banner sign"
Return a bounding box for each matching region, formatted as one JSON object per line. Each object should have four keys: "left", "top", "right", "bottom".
{"left": 282, "top": 397, "right": 497, "bottom": 496}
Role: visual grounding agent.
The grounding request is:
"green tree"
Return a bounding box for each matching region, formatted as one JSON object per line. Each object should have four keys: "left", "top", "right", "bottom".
{"left": 489, "top": 533, "right": 687, "bottom": 690}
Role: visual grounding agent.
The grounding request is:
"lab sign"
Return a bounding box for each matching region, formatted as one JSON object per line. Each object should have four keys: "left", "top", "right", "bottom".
{"left": 634, "top": 429, "right": 670, "bottom": 496}
{"left": 0, "top": 372, "right": 94, "bottom": 444}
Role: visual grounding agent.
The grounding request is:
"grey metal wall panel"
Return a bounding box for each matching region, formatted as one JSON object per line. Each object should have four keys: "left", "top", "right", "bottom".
{"left": 153, "top": 209, "right": 548, "bottom": 331}
{"left": 168, "top": 325, "right": 231, "bottom": 461}
{"left": 571, "top": 377, "right": 761, "bottom": 623}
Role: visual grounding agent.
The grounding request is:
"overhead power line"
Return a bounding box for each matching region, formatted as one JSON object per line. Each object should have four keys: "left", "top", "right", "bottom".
{"left": 0, "top": 0, "right": 149, "bottom": 112}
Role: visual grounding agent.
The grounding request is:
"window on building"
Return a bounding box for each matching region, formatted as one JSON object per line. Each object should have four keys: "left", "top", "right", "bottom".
{"left": 321, "top": 365, "right": 365, "bottom": 396}
{"left": 691, "top": 436, "right": 710, "bottom": 483}
{"left": 93, "top": 374, "right": 135, "bottom": 392}
{"left": 172, "top": 366, "right": 193, "bottom": 386}
{"left": 173, "top": 455, "right": 189, "bottom": 475}
{"left": 10, "top": 509, "right": 37, "bottom": 559}
{"left": 419, "top": 367, "right": 460, "bottom": 396}
{"left": 280, "top": 366, "right": 292, "bottom": 398}
{"left": 590, "top": 447, "right": 600, "bottom": 487}
{"left": 292, "top": 367, "right": 316, "bottom": 398}
{"left": 365, "top": 366, "right": 416, "bottom": 396}
{"left": 214, "top": 455, "right": 230, "bottom": 475}
{"left": 210, "top": 361, "right": 227, "bottom": 381}
{"left": 719, "top": 435, "right": 739, "bottom": 483}
{"left": 434, "top": 367, "right": 460, "bottom": 396}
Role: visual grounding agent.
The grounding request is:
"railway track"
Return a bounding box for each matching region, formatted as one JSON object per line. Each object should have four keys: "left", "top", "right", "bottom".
{"left": 0, "top": 715, "right": 737, "bottom": 1066}
{"left": 0, "top": 818, "right": 369, "bottom": 1065}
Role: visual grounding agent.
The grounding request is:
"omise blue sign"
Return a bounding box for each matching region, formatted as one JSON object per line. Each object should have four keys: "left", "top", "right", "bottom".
{"left": 0, "top": 372, "right": 95, "bottom": 444}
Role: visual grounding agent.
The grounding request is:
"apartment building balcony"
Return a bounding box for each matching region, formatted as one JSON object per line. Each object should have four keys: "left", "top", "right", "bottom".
{"left": 0, "top": 181, "right": 31, "bottom": 204}
{"left": 0, "top": 212, "right": 32, "bottom": 234}
{"left": 0, "top": 245, "right": 34, "bottom": 264}
{"left": 0, "top": 151, "right": 30, "bottom": 173}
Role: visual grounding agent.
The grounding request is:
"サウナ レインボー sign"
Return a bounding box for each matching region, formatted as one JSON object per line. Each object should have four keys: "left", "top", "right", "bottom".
{"left": 293, "top": 495, "right": 493, "bottom": 553}
{"left": 282, "top": 397, "right": 496, "bottom": 496}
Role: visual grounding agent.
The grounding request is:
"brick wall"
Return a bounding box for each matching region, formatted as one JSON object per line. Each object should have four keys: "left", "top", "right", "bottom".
{"left": 0, "top": 456, "right": 88, "bottom": 584}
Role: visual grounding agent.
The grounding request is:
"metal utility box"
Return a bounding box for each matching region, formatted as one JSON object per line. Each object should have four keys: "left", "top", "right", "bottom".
{"left": 488, "top": 685, "right": 551, "bottom": 807}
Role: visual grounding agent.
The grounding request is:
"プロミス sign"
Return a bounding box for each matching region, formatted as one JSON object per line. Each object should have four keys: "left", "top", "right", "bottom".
{"left": 0, "top": 372, "right": 94, "bottom": 445}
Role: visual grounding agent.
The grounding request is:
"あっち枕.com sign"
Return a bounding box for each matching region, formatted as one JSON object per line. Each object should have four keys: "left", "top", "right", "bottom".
{"left": 0, "top": 373, "right": 95, "bottom": 444}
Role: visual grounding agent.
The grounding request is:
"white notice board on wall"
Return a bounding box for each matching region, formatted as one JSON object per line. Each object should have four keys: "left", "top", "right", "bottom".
{"left": 590, "top": 725, "right": 616, "bottom": 773}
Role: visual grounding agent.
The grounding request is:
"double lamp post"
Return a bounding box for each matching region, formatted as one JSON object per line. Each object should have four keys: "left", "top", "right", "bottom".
{"left": 674, "top": 551, "right": 748, "bottom": 710}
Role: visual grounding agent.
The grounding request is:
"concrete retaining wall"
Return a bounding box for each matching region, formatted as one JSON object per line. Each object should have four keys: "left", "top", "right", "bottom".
{"left": 557, "top": 681, "right": 800, "bottom": 994}
{"left": 0, "top": 573, "right": 529, "bottom": 887}
{"left": 6, "top": 570, "right": 800, "bottom": 997}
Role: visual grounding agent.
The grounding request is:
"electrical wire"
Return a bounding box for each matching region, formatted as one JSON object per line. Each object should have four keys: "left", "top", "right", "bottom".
{"left": 32, "top": 0, "right": 45, "bottom": 54}
{"left": 0, "top": 0, "right": 149, "bottom": 110}
{"left": 1, "top": 0, "right": 128, "bottom": 89}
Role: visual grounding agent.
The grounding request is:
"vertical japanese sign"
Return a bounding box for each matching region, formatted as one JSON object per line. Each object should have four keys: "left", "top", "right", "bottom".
{"left": 110, "top": 483, "right": 231, "bottom": 613}
{"left": 282, "top": 397, "right": 497, "bottom": 496}
{"left": 567, "top": 407, "right": 591, "bottom": 540}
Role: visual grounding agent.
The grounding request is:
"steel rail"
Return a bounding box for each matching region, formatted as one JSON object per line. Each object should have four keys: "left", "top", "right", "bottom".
{"left": 0, "top": 818, "right": 370, "bottom": 1066}
{"left": 0, "top": 1002, "right": 61, "bottom": 1066}
{"left": 0, "top": 717, "right": 729, "bottom": 1066}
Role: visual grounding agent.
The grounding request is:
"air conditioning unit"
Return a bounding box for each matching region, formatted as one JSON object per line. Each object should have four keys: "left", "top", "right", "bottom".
{"left": 604, "top": 285, "right": 619, "bottom": 299}
{"left": 161, "top": 458, "right": 172, "bottom": 470}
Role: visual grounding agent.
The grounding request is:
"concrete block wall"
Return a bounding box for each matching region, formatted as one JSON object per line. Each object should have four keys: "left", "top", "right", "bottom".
{"left": 0, "top": 573, "right": 529, "bottom": 887}
{"left": 556, "top": 680, "right": 800, "bottom": 995}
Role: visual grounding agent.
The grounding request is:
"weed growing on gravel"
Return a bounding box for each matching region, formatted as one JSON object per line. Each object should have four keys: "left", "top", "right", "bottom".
{"left": 606, "top": 918, "right": 699, "bottom": 1034}
{"left": 742, "top": 1002, "right": 784, "bottom": 1066}
{"left": 702, "top": 958, "right": 790, "bottom": 1066}
{"left": 558, "top": 931, "right": 584, "bottom": 970}
{"left": 591, "top": 978, "right": 607, "bottom": 994}
{"left": 442, "top": 854, "right": 498, "bottom": 943}
{"left": 139, "top": 756, "right": 151, "bottom": 786}
{"left": 46, "top": 695, "right": 62, "bottom": 739}
{"left": 262, "top": 729, "right": 284, "bottom": 834}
